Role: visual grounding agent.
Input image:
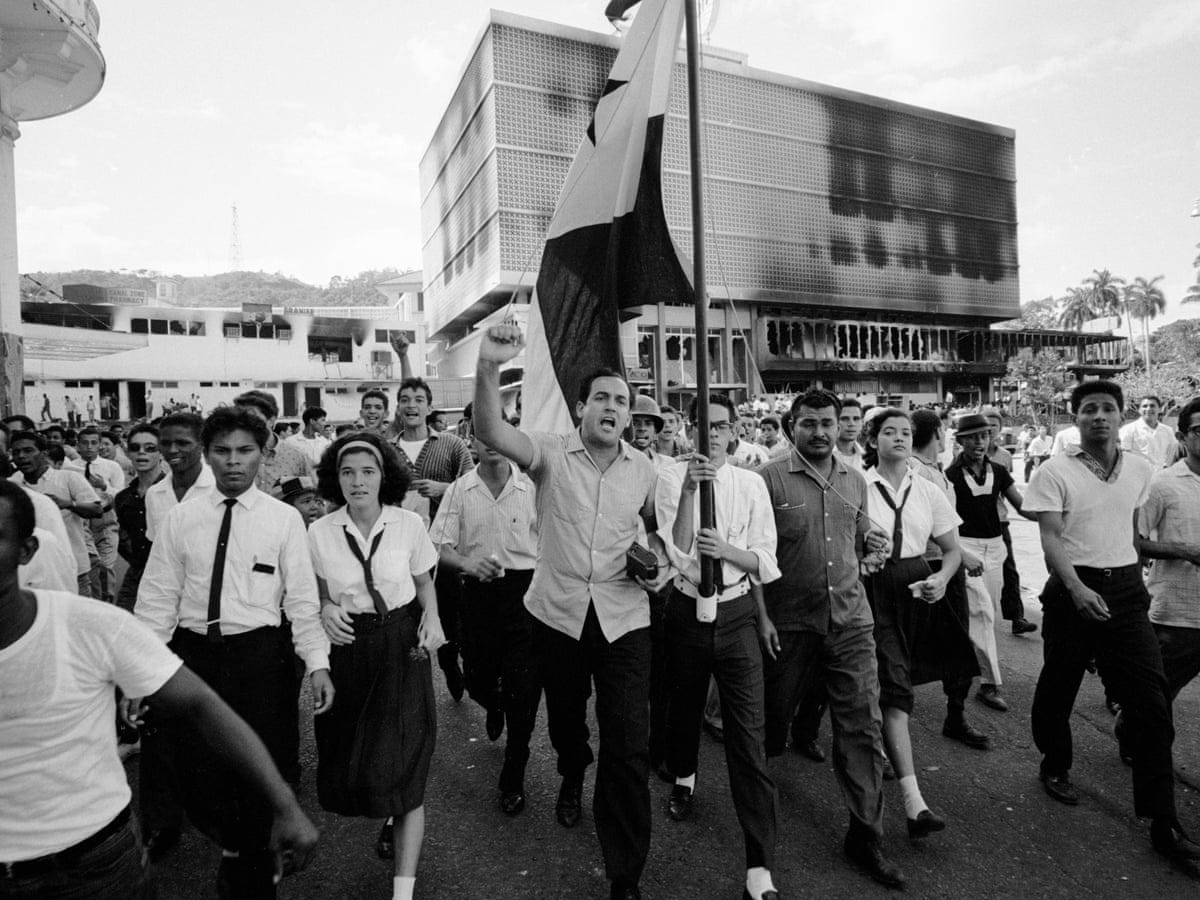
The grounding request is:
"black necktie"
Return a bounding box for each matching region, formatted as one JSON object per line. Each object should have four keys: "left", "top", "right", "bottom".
{"left": 207, "top": 498, "right": 237, "bottom": 641}
{"left": 873, "top": 482, "right": 911, "bottom": 563}
{"left": 342, "top": 527, "right": 390, "bottom": 617}
{"left": 84, "top": 461, "right": 93, "bottom": 483}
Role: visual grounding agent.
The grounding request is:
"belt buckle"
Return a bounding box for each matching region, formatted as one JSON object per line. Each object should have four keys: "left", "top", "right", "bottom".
{"left": 3, "top": 861, "right": 14, "bottom": 879}
{"left": 1103, "top": 568, "right": 1113, "bottom": 578}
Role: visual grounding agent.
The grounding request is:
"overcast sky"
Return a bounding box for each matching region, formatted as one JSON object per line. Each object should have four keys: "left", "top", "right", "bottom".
{"left": 15, "top": 0, "right": 1200, "bottom": 327}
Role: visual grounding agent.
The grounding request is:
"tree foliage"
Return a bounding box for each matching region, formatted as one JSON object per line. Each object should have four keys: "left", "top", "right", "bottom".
{"left": 1114, "top": 361, "right": 1198, "bottom": 414}
{"left": 20, "top": 267, "right": 411, "bottom": 308}
{"left": 1005, "top": 347, "right": 1072, "bottom": 425}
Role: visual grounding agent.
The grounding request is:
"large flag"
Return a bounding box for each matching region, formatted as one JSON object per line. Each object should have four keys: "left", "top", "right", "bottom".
{"left": 521, "top": 0, "right": 694, "bottom": 433}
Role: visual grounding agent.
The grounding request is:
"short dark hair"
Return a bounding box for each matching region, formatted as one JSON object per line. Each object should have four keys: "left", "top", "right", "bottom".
{"left": 2, "top": 414, "right": 36, "bottom": 432}
{"left": 0, "top": 481, "right": 35, "bottom": 541}
{"left": 126, "top": 423, "right": 159, "bottom": 445}
{"left": 361, "top": 389, "right": 389, "bottom": 411}
{"left": 46, "top": 445, "right": 65, "bottom": 464}
{"left": 398, "top": 378, "right": 433, "bottom": 404}
{"left": 77, "top": 426, "right": 101, "bottom": 440}
{"left": 234, "top": 389, "right": 279, "bottom": 421}
{"left": 99, "top": 430, "right": 121, "bottom": 445}
{"left": 1175, "top": 396, "right": 1200, "bottom": 434}
{"left": 42, "top": 424, "right": 65, "bottom": 439}
{"left": 1069, "top": 380, "right": 1123, "bottom": 415}
{"left": 158, "top": 413, "right": 204, "bottom": 440}
{"left": 10, "top": 430, "right": 46, "bottom": 452}
{"left": 315, "top": 431, "right": 410, "bottom": 506}
{"left": 688, "top": 393, "right": 736, "bottom": 425}
{"left": 840, "top": 397, "right": 863, "bottom": 412}
{"left": 577, "top": 367, "right": 630, "bottom": 405}
{"left": 426, "top": 410, "right": 445, "bottom": 427}
{"left": 461, "top": 401, "right": 473, "bottom": 421}
{"left": 761, "top": 415, "right": 781, "bottom": 429}
{"left": 302, "top": 406, "right": 327, "bottom": 425}
{"left": 201, "top": 406, "right": 270, "bottom": 451}
{"left": 1138, "top": 394, "right": 1163, "bottom": 408}
{"left": 790, "top": 388, "right": 841, "bottom": 419}
{"left": 912, "top": 409, "right": 942, "bottom": 449}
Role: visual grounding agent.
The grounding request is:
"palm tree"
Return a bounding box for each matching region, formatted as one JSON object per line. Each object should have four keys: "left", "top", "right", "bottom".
{"left": 1124, "top": 275, "right": 1167, "bottom": 368}
{"left": 1083, "top": 268, "right": 1130, "bottom": 361}
{"left": 1058, "top": 286, "right": 1094, "bottom": 331}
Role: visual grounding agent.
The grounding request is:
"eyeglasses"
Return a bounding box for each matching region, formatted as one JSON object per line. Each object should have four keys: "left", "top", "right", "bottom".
{"left": 128, "top": 443, "right": 158, "bottom": 453}
{"left": 709, "top": 421, "right": 733, "bottom": 431}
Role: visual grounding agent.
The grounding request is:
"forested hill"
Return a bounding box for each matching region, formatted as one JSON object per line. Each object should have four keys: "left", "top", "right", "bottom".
{"left": 20, "top": 267, "right": 411, "bottom": 307}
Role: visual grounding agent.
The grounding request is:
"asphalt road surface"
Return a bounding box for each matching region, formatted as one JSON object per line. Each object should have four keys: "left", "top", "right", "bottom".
{"left": 132, "top": 482, "right": 1200, "bottom": 898}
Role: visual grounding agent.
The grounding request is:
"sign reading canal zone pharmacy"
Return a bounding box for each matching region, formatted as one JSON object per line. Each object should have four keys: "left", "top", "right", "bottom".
{"left": 61, "top": 284, "right": 148, "bottom": 306}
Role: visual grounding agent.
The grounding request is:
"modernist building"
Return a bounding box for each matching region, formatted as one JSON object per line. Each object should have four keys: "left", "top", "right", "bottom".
{"left": 420, "top": 10, "right": 1126, "bottom": 409}
{"left": 17, "top": 269, "right": 478, "bottom": 423}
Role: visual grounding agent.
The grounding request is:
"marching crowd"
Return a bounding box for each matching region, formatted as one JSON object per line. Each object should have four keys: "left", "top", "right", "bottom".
{"left": 2, "top": 321, "right": 1200, "bottom": 900}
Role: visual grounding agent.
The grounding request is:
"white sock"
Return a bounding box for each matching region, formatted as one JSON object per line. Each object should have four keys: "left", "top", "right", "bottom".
{"left": 745, "top": 866, "right": 776, "bottom": 899}
{"left": 393, "top": 875, "right": 415, "bottom": 900}
{"left": 675, "top": 773, "right": 696, "bottom": 791}
{"left": 899, "top": 774, "right": 928, "bottom": 819}
{"left": 220, "top": 849, "right": 239, "bottom": 859}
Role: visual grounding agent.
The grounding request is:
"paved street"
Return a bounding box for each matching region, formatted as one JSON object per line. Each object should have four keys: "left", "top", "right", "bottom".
{"left": 137, "top": 466, "right": 1200, "bottom": 899}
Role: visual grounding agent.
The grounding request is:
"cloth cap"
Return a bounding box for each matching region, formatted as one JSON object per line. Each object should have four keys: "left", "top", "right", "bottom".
{"left": 275, "top": 475, "right": 317, "bottom": 501}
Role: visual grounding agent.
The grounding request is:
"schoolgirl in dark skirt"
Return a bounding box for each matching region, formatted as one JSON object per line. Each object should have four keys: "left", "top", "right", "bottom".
{"left": 307, "top": 432, "right": 445, "bottom": 900}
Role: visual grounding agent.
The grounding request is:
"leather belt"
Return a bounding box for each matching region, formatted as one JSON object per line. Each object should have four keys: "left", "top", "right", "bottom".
{"left": 2, "top": 805, "right": 130, "bottom": 880}
{"left": 673, "top": 575, "right": 751, "bottom": 604}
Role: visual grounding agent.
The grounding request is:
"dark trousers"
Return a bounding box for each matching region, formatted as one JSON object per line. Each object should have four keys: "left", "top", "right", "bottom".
{"left": 664, "top": 590, "right": 777, "bottom": 869}
{"left": 999, "top": 523, "right": 1024, "bottom": 622}
{"left": 1031, "top": 567, "right": 1176, "bottom": 820}
{"left": 167, "top": 627, "right": 291, "bottom": 852}
{"left": 533, "top": 604, "right": 651, "bottom": 886}
{"left": 764, "top": 625, "right": 885, "bottom": 841}
{"left": 461, "top": 570, "right": 541, "bottom": 791}
{"left": 789, "top": 684, "right": 826, "bottom": 747}
{"left": 1155, "top": 623, "right": 1200, "bottom": 701}
{"left": 277, "top": 620, "right": 304, "bottom": 786}
{"left": 0, "top": 814, "right": 151, "bottom": 899}
{"left": 648, "top": 589, "right": 669, "bottom": 769}
{"left": 435, "top": 567, "right": 463, "bottom": 675}
{"left": 138, "top": 727, "right": 184, "bottom": 834}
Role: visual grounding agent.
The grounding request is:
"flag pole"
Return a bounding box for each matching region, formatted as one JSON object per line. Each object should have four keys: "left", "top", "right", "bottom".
{"left": 682, "top": 0, "right": 716, "bottom": 601}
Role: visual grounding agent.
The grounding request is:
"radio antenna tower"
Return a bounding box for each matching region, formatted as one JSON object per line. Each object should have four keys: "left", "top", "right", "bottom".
{"left": 228, "top": 203, "right": 242, "bottom": 272}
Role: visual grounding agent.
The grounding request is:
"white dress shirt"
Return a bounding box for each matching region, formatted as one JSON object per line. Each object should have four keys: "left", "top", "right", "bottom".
{"left": 21, "top": 485, "right": 71, "bottom": 552}
{"left": 429, "top": 464, "right": 538, "bottom": 571}
{"left": 1120, "top": 418, "right": 1177, "bottom": 469}
{"left": 309, "top": 505, "right": 438, "bottom": 614}
{"left": 286, "top": 432, "right": 331, "bottom": 468}
{"left": 135, "top": 485, "right": 329, "bottom": 673}
{"left": 732, "top": 439, "right": 770, "bottom": 469}
{"left": 144, "top": 463, "right": 215, "bottom": 542}
{"left": 864, "top": 467, "right": 962, "bottom": 559}
{"left": 67, "top": 456, "right": 126, "bottom": 497}
{"left": 654, "top": 459, "right": 780, "bottom": 588}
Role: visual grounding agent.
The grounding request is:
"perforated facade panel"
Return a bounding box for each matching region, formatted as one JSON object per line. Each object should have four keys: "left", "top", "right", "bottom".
{"left": 419, "top": 13, "right": 1020, "bottom": 336}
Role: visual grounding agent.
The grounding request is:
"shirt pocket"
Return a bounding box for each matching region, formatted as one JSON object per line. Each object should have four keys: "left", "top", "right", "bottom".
{"left": 774, "top": 503, "right": 808, "bottom": 540}
{"left": 246, "top": 550, "right": 283, "bottom": 606}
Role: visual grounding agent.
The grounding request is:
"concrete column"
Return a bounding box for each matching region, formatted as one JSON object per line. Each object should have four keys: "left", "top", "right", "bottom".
{"left": 0, "top": 110, "right": 22, "bottom": 417}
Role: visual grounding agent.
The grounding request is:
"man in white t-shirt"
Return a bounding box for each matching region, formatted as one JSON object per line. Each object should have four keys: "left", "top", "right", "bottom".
{"left": 0, "top": 481, "right": 319, "bottom": 897}
{"left": 287, "top": 406, "right": 332, "bottom": 468}
{"left": 1024, "top": 380, "right": 1200, "bottom": 865}
{"left": 1119, "top": 394, "right": 1177, "bottom": 469}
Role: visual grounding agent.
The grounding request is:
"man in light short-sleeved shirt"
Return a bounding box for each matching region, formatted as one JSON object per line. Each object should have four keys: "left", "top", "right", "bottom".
{"left": 473, "top": 323, "right": 673, "bottom": 900}
{"left": 1120, "top": 395, "right": 1177, "bottom": 469}
{"left": 1024, "top": 380, "right": 1200, "bottom": 866}
{"left": 1137, "top": 396, "right": 1200, "bottom": 705}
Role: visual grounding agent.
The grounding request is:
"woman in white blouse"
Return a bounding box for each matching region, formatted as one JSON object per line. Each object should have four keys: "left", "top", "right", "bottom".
{"left": 308, "top": 433, "right": 444, "bottom": 900}
{"left": 862, "top": 409, "right": 965, "bottom": 841}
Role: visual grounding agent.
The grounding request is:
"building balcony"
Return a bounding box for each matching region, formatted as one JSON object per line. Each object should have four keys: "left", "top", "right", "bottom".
{"left": 0, "top": 1, "right": 105, "bottom": 122}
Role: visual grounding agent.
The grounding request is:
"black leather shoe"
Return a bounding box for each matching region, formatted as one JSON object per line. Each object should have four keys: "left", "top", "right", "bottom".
{"left": 610, "top": 881, "right": 641, "bottom": 900}
{"left": 216, "top": 856, "right": 239, "bottom": 900}
{"left": 486, "top": 707, "right": 505, "bottom": 741}
{"left": 881, "top": 756, "right": 896, "bottom": 781}
{"left": 667, "top": 784, "right": 694, "bottom": 821}
{"left": 376, "top": 818, "right": 394, "bottom": 859}
{"left": 907, "top": 808, "right": 947, "bottom": 839}
{"left": 942, "top": 718, "right": 991, "bottom": 750}
{"left": 443, "top": 659, "right": 465, "bottom": 703}
{"left": 144, "top": 827, "right": 181, "bottom": 862}
{"left": 794, "top": 739, "right": 825, "bottom": 763}
{"left": 1040, "top": 772, "right": 1080, "bottom": 806}
{"left": 1114, "top": 714, "right": 1134, "bottom": 766}
{"left": 743, "top": 891, "right": 780, "bottom": 900}
{"left": 500, "top": 789, "right": 526, "bottom": 816}
{"left": 555, "top": 777, "right": 583, "bottom": 828}
{"left": 1011, "top": 618, "right": 1038, "bottom": 635}
{"left": 702, "top": 720, "right": 724, "bottom": 743}
{"left": 844, "top": 835, "right": 906, "bottom": 889}
{"left": 1105, "top": 698, "right": 1122, "bottom": 716}
{"left": 1151, "top": 818, "right": 1200, "bottom": 862}
{"left": 975, "top": 686, "right": 1009, "bottom": 712}
{"left": 654, "top": 762, "right": 674, "bottom": 784}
